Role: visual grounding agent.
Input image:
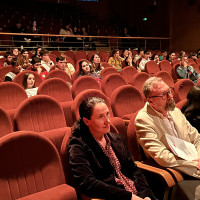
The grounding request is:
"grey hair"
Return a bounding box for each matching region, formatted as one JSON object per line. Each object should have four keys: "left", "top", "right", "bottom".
{"left": 142, "top": 77, "right": 164, "bottom": 98}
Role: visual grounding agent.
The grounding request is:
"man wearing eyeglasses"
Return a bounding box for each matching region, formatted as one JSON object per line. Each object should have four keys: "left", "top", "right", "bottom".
{"left": 135, "top": 77, "right": 200, "bottom": 179}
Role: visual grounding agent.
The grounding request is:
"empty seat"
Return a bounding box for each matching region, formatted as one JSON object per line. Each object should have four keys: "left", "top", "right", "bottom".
{"left": 0, "top": 65, "right": 13, "bottom": 81}
{"left": 101, "top": 74, "right": 126, "bottom": 99}
{"left": 111, "top": 85, "right": 144, "bottom": 120}
{"left": 155, "top": 71, "right": 174, "bottom": 88}
{"left": 129, "top": 72, "right": 150, "bottom": 93}
{"left": 37, "top": 78, "right": 74, "bottom": 126}
{"left": 50, "top": 50, "right": 61, "bottom": 57}
{"left": 0, "top": 106, "right": 13, "bottom": 137}
{"left": 145, "top": 61, "right": 160, "bottom": 75}
{"left": 100, "top": 67, "right": 119, "bottom": 79}
{"left": 0, "top": 82, "right": 28, "bottom": 119}
{"left": 0, "top": 131, "right": 77, "bottom": 200}
{"left": 71, "top": 76, "right": 101, "bottom": 99}
{"left": 120, "top": 66, "right": 138, "bottom": 84}
{"left": 173, "top": 79, "right": 195, "bottom": 103}
{"left": 159, "top": 60, "right": 172, "bottom": 75}
{"left": 45, "top": 69, "right": 72, "bottom": 83}
{"left": 13, "top": 70, "right": 43, "bottom": 87}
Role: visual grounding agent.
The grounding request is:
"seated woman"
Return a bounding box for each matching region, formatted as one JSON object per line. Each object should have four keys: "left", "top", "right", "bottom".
{"left": 68, "top": 97, "right": 156, "bottom": 200}
{"left": 122, "top": 55, "right": 134, "bottom": 68}
{"left": 90, "top": 54, "right": 104, "bottom": 75}
{"left": 22, "top": 73, "right": 38, "bottom": 98}
{"left": 108, "top": 49, "right": 123, "bottom": 72}
{"left": 182, "top": 85, "right": 200, "bottom": 133}
{"left": 78, "top": 60, "right": 102, "bottom": 84}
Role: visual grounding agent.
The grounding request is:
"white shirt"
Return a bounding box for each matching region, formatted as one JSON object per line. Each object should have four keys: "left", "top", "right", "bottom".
{"left": 25, "top": 87, "right": 38, "bottom": 98}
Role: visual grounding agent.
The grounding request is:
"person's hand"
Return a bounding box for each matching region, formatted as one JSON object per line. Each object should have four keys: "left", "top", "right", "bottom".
{"left": 37, "top": 67, "right": 42, "bottom": 74}
{"left": 131, "top": 194, "right": 151, "bottom": 200}
{"left": 183, "top": 61, "right": 188, "bottom": 68}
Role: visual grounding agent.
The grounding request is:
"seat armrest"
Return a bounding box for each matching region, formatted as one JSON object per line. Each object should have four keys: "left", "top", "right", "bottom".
{"left": 135, "top": 161, "right": 176, "bottom": 188}
{"left": 16, "top": 184, "right": 77, "bottom": 200}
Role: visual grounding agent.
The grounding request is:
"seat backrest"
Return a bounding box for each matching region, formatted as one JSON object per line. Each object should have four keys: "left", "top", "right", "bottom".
{"left": 14, "top": 95, "right": 66, "bottom": 132}
{"left": 71, "top": 89, "right": 114, "bottom": 123}
{"left": 155, "top": 71, "right": 174, "bottom": 88}
{"left": 176, "top": 99, "right": 187, "bottom": 110}
{"left": 127, "top": 111, "right": 144, "bottom": 161}
{"left": 145, "top": 60, "right": 160, "bottom": 74}
{"left": 159, "top": 60, "right": 172, "bottom": 75}
{"left": 0, "top": 82, "right": 28, "bottom": 110}
{"left": 37, "top": 78, "right": 72, "bottom": 102}
{"left": 100, "top": 67, "right": 119, "bottom": 79}
{"left": 64, "top": 51, "right": 76, "bottom": 62}
{"left": 101, "top": 62, "right": 112, "bottom": 68}
{"left": 0, "top": 65, "right": 13, "bottom": 81}
{"left": 129, "top": 72, "right": 150, "bottom": 93}
{"left": 0, "top": 131, "right": 65, "bottom": 200}
{"left": 120, "top": 66, "right": 138, "bottom": 84}
{"left": 13, "top": 70, "right": 43, "bottom": 87}
{"left": 196, "top": 58, "right": 200, "bottom": 65}
{"left": 187, "top": 59, "right": 196, "bottom": 65}
{"left": 75, "top": 51, "right": 87, "bottom": 62}
{"left": 171, "top": 63, "right": 180, "bottom": 82}
{"left": 173, "top": 79, "right": 195, "bottom": 103}
{"left": 111, "top": 85, "right": 144, "bottom": 119}
{"left": 101, "top": 74, "right": 126, "bottom": 98}
{"left": 0, "top": 106, "right": 13, "bottom": 137}
{"left": 71, "top": 76, "right": 101, "bottom": 99}
{"left": 45, "top": 69, "right": 72, "bottom": 83}
{"left": 171, "top": 59, "right": 181, "bottom": 66}
{"left": 50, "top": 50, "right": 61, "bottom": 57}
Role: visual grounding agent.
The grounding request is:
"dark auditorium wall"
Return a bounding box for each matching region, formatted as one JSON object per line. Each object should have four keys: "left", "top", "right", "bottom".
{"left": 170, "top": 0, "right": 200, "bottom": 51}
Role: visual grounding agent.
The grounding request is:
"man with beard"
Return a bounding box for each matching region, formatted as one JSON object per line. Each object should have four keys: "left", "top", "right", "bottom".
{"left": 135, "top": 77, "right": 200, "bottom": 179}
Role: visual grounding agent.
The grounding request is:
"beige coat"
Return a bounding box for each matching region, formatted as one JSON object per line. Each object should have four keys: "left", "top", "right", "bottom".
{"left": 135, "top": 102, "right": 200, "bottom": 178}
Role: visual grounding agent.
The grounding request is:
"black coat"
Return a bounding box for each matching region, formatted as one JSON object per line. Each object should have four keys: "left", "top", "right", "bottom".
{"left": 68, "top": 124, "right": 156, "bottom": 200}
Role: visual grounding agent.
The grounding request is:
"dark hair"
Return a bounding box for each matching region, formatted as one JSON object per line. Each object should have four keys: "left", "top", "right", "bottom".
{"left": 32, "top": 57, "right": 41, "bottom": 65}
{"left": 90, "top": 54, "right": 102, "bottom": 71}
{"left": 137, "top": 48, "right": 144, "bottom": 54}
{"left": 11, "top": 57, "right": 24, "bottom": 67}
{"left": 39, "top": 49, "right": 49, "bottom": 57}
{"left": 21, "top": 49, "right": 28, "bottom": 55}
{"left": 151, "top": 54, "right": 158, "bottom": 60}
{"left": 111, "top": 49, "right": 119, "bottom": 57}
{"left": 166, "top": 51, "right": 175, "bottom": 61}
{"left": 22, "top": 73, "right": 36, "bottom": 89}
{"left": 56, "top": 56, "right": 65, "bottom": 62}
{"left": 72, "top": 97, "right": 105, "bottom": 134}
{"left": 78, "top": 60, "right": 93, "bottom": 75}
{"left": 5, "top": 51, "right": 13, "bottom": 59}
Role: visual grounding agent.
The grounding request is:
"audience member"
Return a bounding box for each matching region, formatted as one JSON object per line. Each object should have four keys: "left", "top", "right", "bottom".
{"left": 4, "top": 57, "right": 24, "bottom": 81}
{"left": 28, "top": 20, "right": 41, "bottom": 46}
{"left": 12, "top": 21, "right": 25, "bottom": 46}
{"left": 135, "top": 77, "right": 200, "bottom": 179}
{"left": 12, "top": 48, "right": 19, "bottom": 58}
{"left": 68, "top": 96, "right": 156, "bottom": 200}
{"left": 122, "top": 55, "right": 134, "bottom": 68}
{"left": 176, "top": 55, "right": 199, "bottom": 84}
{"left": 22, "top": 73, "right": 38, "bottom": 98}
{"left": 133, "top": 49, "right": 144, "bottom": 64}
{"left": 78, "top": 60, "right": 102, "bottom": 84}
{"left": 32, "top": 46, "right": 42, "bottom": 59}
{"left": 21, "top": 49, "right": 31, "bottom": 69}
{"left": 31, "top": 57, "right": 48, "bottom": 81}
{"left": 151, "top": 54, "right": 160, "bottom": 64}
{"left": 138, "top": 51, "right": 151, "bottom": 72}
{"left": 3, "top": 51, "right": 13, "bottom": 66}
{"left": 166, "top": 52, "right": 176, "bottom": 64}
{"left": 190, "top": 53, "right": 198, "bottom": 62}
{"left": 159, "top": 50, "right": 168, "bottom": 61}
{"left": 90, "top": 54, "right": 104, "bottom": 75}
{"left": 182, "top": 85, "right": 200, "bottom": 133}
{"left": 40, "top": 49, "right": 54, "bottom": 72}
{"left": 55, "top": 56, "right": 75, "bottom": 78}
{"left": 121, "top": 49, "right": 129, "bottom": 60}
{"left": 108, "top": 49, "right": 123, "bottom": 72}
{"left": 178, "top": 51, "right": 186, "bottom": 60}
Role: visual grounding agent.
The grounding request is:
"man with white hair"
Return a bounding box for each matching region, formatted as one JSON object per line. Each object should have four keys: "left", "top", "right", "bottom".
{"left": 135, "top": 77, "right": 200, "bottom": 179}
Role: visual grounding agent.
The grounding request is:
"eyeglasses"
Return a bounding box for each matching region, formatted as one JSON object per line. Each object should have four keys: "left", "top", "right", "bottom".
{"left": 148, "top": 87, "right": 174, "bottom": 100}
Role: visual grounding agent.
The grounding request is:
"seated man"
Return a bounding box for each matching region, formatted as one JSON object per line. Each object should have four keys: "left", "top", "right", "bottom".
{"left": 138, "top": 51, "right": 151, "bottom": 72}
{"left": 176, "top": 55, "right": 199, "bottom": 84}
{"left": 55, "top": 56, "right": 75, "bottom": 78}
{"left": 135, "top": 77, "right": 200, "bottom": 179}
{"left": 40, "top": 49, "right": 54, "bottom": 72}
